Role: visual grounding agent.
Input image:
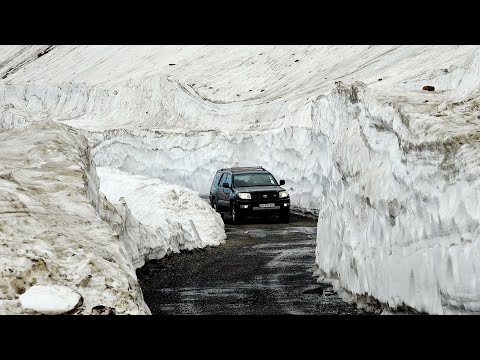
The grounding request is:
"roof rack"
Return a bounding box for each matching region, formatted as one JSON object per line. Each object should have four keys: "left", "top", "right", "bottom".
{"left": 232, "top": 166, "right": 266, "bottom": 172}
{"left": 220, "top": 166, "right": 266, "bottom": 172}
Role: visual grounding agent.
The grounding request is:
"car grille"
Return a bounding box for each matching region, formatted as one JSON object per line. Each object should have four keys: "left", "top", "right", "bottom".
{"left": 251, "top": 191, "right": 278, "bottom": 200}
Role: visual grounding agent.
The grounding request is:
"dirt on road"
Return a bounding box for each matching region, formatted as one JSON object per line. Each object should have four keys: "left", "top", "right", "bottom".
{"left": 136, "top": 213, "right": 373, "bottom": 315}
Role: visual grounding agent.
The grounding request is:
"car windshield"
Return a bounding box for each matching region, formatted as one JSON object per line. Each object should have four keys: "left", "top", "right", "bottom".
{"left": 233, "top": 173, "right": 278, "bottom": 187}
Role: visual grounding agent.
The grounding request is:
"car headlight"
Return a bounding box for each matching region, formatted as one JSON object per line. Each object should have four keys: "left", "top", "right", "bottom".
{"left": 279, "top": 191, "right": 289, "bottom": 198}
{"left": 238, "top": 193, "right": 251, "bottom": 199}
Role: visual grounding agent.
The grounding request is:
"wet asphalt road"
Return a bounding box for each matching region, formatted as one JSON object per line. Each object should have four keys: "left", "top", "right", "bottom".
{"left": 136, "top": 213, "right": 370, "bottom": 315}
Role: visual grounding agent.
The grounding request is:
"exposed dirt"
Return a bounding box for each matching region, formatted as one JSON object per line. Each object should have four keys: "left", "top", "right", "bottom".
{"left": 137, "top": 213, "right": 372, "bottom": 315}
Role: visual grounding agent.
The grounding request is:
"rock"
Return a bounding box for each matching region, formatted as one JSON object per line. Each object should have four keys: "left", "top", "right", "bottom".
{"left": 422, "top": 85, "right": 435, "bottom": 91}
{"left": 91, "top": 305, "right": 116, "bottom": 315}
{"left": 378, "top": 78, "right": 382, "bottom": 81}
{"left": 388, "top": 198, "right": 400, "bottom": 218}
{"left": 37, "top": 47, "right": 53, "bottom": 58}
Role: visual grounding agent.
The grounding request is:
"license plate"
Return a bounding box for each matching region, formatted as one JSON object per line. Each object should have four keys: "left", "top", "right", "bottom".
{"left": 259, "top": 203, "right": 275, "bottom": 208}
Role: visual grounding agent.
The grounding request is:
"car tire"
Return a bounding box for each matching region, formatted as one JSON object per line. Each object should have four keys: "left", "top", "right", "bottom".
{"left": 279, "top": 211, "right": 290, "bottom": 224}
{"left": 213, "top": 200, "right": 224, "bottom": 220}
{"left": 231, "top": 206, "right": 242, "bottom": 224}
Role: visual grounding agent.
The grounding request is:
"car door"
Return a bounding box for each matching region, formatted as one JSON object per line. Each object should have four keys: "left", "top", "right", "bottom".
{"left": 217, "top": 173, "right": 232, "bottom": 212}
{"left": 215, "top": 172, "right": 227, "bottom": 210}
{"left": 210, "top": 171, "right": 222, "bottom": 204}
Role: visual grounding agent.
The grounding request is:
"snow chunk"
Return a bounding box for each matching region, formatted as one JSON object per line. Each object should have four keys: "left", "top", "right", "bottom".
{"left": 19, "top": 285, "right": 81, "bottom": 314}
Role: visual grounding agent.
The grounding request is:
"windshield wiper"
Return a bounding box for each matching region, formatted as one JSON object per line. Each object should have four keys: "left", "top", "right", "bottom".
{"left": 239, "top": 184, "right": 276, "bottom": 187}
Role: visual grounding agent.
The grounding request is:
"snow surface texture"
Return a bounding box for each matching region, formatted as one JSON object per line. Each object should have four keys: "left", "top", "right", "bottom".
{"left": 0, "top": 121, "right": 225, "bottom": 314}
{"left": 0, "top": 121, "right": 150, "bottom": 314}
{"left": 96, "top": 166, "right": 226, "bottom": 269}
{"left": 2, "top": 46, "right": 480, "bottom": 215}
{"left": 314, "top": 82, "right": 480, "bottom": 314}
{"left": 1, "top": 45, "right": 480, "bottom": 314}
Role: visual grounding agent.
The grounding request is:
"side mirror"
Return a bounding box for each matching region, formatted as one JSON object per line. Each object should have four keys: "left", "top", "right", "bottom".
{"left": 222, "top": 182, "right": 230, "bottom": 188}
{"left": 279, "top": 180, "right": 285, "bottom": 185}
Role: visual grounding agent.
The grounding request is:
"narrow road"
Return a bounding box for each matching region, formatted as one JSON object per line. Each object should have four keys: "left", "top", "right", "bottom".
{"left": 136, "top": 213, "right": 371, "bottom": 315}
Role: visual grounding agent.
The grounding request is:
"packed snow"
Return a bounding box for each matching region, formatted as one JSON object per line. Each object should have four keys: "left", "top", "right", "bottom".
{"left": 1, "top": 45, "right": 480, "bottom": 314}
{"left": 19, "top": 285, "right": 81, "bottom": 314}
{"left": 313, "top": 82, "right": 480, "bottom": 314}
{"left": 0, "top": 121, "right": 149, "bottom": 314}
{"left": 96, "top": 166, "right": 226, "bottom": 268}
{"left": 0, "top": 121, "right": 224, "bottom": 314}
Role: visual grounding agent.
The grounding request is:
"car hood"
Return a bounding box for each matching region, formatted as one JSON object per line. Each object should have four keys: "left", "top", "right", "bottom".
{"left": 234, "top": 186, "right": 285, "bottom": 192}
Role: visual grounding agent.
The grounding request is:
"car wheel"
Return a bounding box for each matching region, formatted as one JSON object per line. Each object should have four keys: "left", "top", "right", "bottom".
{"left": 279, "top": 212, "right": 290, "bottom": 224}
{"left": 231, "top": 206, "right": 242, "bottom": 224}
{"left": 213, "top": 200, "right": 224, "bottom": 219}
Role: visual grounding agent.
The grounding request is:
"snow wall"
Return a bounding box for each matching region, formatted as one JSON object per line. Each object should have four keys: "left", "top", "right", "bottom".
{"left": 0, "top": 120, "right": 225, "bottom": 314}
{"left": 1, "top": 45, "right": 480, "bottom": 313}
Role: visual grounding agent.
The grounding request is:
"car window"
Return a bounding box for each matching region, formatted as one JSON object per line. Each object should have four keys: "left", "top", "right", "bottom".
{"left": 212, "top": 172, "right": 221, "bottom": 186}
{"left": 218, "top": 173, "right": 226, "bottom": 185}
{"left": 233, "top": 173, "right": 278, "bottom": 187}
{"left": 225, "top": 173, "right": 232, "bottom": 186}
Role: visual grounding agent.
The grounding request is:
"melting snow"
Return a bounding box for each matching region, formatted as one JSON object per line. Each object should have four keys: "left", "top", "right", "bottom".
{"left": 1, "top": 45, "right": 480, "bottom": 314}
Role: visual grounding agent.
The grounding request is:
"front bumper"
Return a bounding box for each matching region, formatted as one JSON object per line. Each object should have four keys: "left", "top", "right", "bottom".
{"left": 233, "top": 199, "right": 290, "bottom": 216}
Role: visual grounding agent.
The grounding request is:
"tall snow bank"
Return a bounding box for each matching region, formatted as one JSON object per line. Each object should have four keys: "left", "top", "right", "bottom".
{"left": 0, "top": 121, "right": 149, "bottom": 314}
{"left": 96, "top": 167, "right": 226, "bottom": 269}
{"left": 314, "top": 82, "right": 480, "bottom": 314}
{"left": 2, "top": 46, "right": 480, "bottom": 216}
{"left": 0, "top": 121, "right": 226, "bottom": 314}
{"left": 2, "top": 45, "right": 480, "bottom": 314}
{"left": 90, "top": 127, "right": 323, "bottom": 215}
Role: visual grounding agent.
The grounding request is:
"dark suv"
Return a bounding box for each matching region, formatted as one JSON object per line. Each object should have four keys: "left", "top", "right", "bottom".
{"left": 209, "top": 166, "right": 290, "bottom": 224}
